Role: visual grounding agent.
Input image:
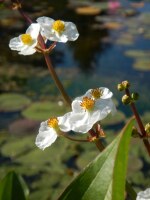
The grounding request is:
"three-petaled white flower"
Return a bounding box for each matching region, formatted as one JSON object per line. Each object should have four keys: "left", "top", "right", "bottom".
{"left": 36, "top": 16, "right": 79, "bottom": 43}
{"left": 9, "top": 23, "right": 40, "bottom": 55}
{"left": 35, "top": 114, "right": 71, "bottom": 150}
{"left": 136, "top": 188, "right": 150, "bottom": 200}
{"left": 67, "top": 87, "right": 116, "bottom": 133}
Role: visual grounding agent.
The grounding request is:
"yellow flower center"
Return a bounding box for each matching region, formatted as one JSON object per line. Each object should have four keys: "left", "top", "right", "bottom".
{"left": 21, "top": 34, "right": 33, "bottom": 45}
{"left": 91, "top": 88, "right": 103, "bottom": 99}
{"left": 52, "top": 20, "right": 65, "bottom": 34}
{"left": 80, "top": 97, "right": 95, "bottom": 111}
{"left": 47, "top": 117, "right": 59, "bottom": 129}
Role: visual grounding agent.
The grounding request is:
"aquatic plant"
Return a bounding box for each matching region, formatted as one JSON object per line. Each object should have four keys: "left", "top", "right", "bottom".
{"left": 0, "top": 1, "right": 150, "bottom": 200}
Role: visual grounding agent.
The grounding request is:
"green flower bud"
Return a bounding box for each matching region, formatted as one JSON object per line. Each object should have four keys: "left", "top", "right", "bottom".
{"left": 122, "top": 80, "right": 130, "bottom": 89}
{"left": 131, "top": 92, "right": 139, "bottom": 101}
{"left": 132, "top": 127, "right": 140, "bottom": 138}
{"left": 145, "top": 123, "right": 150, "bottom": 135}
{"left": 122, "top": 94, "right": 131, "bottom": 105}
{"left": 117, "top": 83, "right": 125, "bottom": 91}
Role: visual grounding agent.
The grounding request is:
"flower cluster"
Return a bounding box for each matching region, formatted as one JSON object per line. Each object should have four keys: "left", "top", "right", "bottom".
{"left": 9, "top": 17, "right": 79, "bottom": 55}
{"left": 35, "top": 87, "right": 116, "bottom": 150}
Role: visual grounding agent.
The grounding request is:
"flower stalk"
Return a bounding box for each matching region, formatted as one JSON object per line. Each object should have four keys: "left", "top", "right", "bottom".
{"left": 125, "top": 88, "right": 150, "bottom": 156}
{"left": 11, "top": 0, "right": 72, "bottom": 106}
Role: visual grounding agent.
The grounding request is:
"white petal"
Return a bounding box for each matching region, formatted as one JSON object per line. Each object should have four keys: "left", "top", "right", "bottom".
{"left": 9, "top": 37, "right": 24, "bottom": 51}
{"left": 71, "top": 99, "right": 84, "bottom": 113}
{"left": 51, "top": 34, "right": 68, "bottom": 43}
{"left": 58, "top": 112, "right": 72, "bottom": 132}
{"left": 84, "top": 89, "right": 92, "bottom": 97}
{"left": 37, "top": 16, "right": 54, "bottom": 26}
{"left": 63, "top": 22, "right": 79, "bottom": 41}
{"left": 100, "top": 87, "right": 113, "bottom": 99}
{"left": 19, "top": 47, "right": 36, "bottom": 55}
{"left": 95, "top": 99, "right": 116, "bottom": 117}
{"left": 84, "top": 87, "right": 113, "bottom": 99}
{"left": 26, "top": 23, "right": 40, "bottom": 39}
{"left": 39, "top": 121, "right": 48, "bottom": 132}
{"left": 136, "top": 188, "right": 150, "bottom": 200}
{"left": 69, "top": 112, "right": 93, "bottom": 133}
{"left": 35, "top": 124, "right": 57, "bottom": 150}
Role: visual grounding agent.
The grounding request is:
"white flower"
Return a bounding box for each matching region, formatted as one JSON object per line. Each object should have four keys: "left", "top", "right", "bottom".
{"left": 136, "top": 188, "right": 150, "bottom": 200}
{"left": 36, "top": 16, "right": 79, "bottom": 43}
{"left": 35, "top": 114, "right": 71, "bottom": 150}
{"left": 68, "top": 87, "right": 116, "bottom": 133}
{"left": 9, "top": 23, "right": 40, "bottom": 55}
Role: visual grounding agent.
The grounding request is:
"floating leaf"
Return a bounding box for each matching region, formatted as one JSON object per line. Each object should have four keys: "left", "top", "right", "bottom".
{"left": 22, "top": 101, "right": 70, "bottom": 120}
{"left": 75, "top": 6, "right": 101, "bottom": 15}
{"left": 0, "top": 93, "right": 31, "bottom": 112}
{"left": 133, "top": 58, "right": 150, "bottom": 71}
{"left": 124, "top": 50, "right": 150, "bottom": 58}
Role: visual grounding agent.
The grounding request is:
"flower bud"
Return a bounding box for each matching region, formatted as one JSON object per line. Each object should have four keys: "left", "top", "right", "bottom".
{"left": 145, "top": 123, "right": 150, "bottom": 136}
{"left": 122, "top": 94, "right": 131, "bottom": 105}
{"left": 131, "top": 127, "right": 140, "bottom": 138}
{"left": 117, "top": 83, "right": 125, "bottom": 91}
{"left": 131, "top": 92, "right": 139, "bottom": 101}
{"left": 122, "top": 80, "right": 130, "bottom": 89}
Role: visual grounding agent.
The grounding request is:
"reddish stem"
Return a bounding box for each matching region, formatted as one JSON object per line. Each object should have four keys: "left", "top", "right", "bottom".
{"left": 125, "top": 89, "right": 150, "bottom": 156}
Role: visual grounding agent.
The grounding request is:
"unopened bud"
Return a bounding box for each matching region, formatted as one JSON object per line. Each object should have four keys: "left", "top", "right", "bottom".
{"left": 131, "top": 92, "right": 139, "bottom": 101}
{"left": 132, "top": 127, "right": 140, "bottom": 138}
{"left": 122, "top": 80, "right": 130, "bottom": 89}
{"left": 117, "top": 83, "right": 125, "bottom": 91}
{"left": 122, "top": 94, "right": 131, "bottom": 105}
{"left": 145, "top": 123, "right": 150, "bottom": 136}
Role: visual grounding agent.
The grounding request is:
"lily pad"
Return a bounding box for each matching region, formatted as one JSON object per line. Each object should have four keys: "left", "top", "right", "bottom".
{"left": 22, "top": 101, "right": 70, "bottom": 120}
{"left": 133, "top": 58, "right": 150, "bottom": 71}
{"left": 103, "top": 22, "right": 122, "bottom": 30}
{"left": 124, "top": 50, "right": 150, "bottom": 58}
{"left": 75, "top": 6, "right": 101, "bottom": 15}
{"left": 0, "top": 93, "right": 31, "bottom": 112}
{"left": 116, "top": 34, "right": 134, "bottom": 46}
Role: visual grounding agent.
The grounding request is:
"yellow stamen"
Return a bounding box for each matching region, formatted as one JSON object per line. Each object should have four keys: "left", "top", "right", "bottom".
{"left": 52, "top": 20, "right": 65, "bottom": 34}
{"left": 47, "top": 117, "right": 59, "bottom": 129}
{"left": 80, "top": 97, "right": 95, "bottom": 110}
{"left": 21, "top": 34, "right": 33, "bottom": 45}
{"left": 91, "top": 88, "right": 103, "bottom": 99}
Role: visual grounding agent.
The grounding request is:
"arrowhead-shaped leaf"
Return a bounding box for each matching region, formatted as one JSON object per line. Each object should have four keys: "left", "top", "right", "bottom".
{"left": 0, "top": 171, "right": 29, "bottom": 200}
{"left": 58, "top": 118, "right": 135, "bottom": 200}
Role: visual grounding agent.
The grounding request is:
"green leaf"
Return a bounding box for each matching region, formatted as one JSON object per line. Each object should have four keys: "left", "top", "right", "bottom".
{"left": 112, "top": 118, "right": 136, "bottom": 200}
{"left": 58, "top": 118, "right": 135, "bottom": 200}
{"left": 0, "top": 171, "right": 29, "bottom": 200}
